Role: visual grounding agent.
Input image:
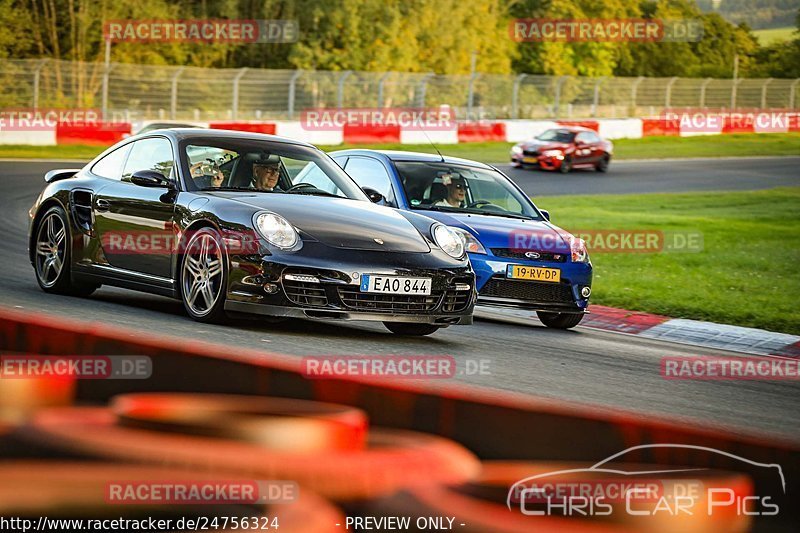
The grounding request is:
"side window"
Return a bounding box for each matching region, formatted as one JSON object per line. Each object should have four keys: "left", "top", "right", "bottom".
{"left": 343, "top": 157, "right": 395, "bottom": 204}
{"left": 575, "top": 132, "right": 589, "bottom": 144}
{"left": 90, "top": 144, "right": 131, "bottom": 180}
{"left": 586, "top": 132, "right": 600, "bottom": 143}
{"left": 122, "top": 138, "right": 175, "bottom": 182}
{"left": 332, "top": 156, "right": 348, "bottom": 168}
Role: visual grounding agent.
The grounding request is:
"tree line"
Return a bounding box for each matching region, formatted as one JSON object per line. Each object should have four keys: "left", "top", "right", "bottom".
{"left": 0, "top": 0, "right": 797, "bottom": 78}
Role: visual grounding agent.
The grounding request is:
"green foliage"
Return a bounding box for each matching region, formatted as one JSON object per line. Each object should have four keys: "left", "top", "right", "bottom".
{"left": 0, "top": 0, "right": 797, "bottom": 78}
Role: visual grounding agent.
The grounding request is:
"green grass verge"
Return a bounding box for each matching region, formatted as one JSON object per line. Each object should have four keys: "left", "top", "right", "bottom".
{"left": 536, "top": 187, "right": 800, "bottom": 335}
{"left": 752, "top": 26, "right": 797, "bottom": 45}
{"left": 2, "top": 133, "right": 798, "bottom": 163}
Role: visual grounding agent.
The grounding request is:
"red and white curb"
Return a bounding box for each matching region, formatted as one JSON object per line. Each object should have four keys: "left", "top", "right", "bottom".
{"left": 476, "top": 305, "right": 800, "bottom": 357}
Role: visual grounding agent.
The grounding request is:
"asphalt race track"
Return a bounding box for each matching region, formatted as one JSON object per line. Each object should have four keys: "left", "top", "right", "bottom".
{"left": 498, "top": 156, "right": 800, "bottom": 196}
{"left": 2, "top": 159, "right": 799, "bottom": 444}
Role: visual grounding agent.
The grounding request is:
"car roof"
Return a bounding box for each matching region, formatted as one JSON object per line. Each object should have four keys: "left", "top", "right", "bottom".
{"left": 131, "top": 128, "right": 319, "bottom": 149}
{"left": 330, "top": 149, "right": 494, "bottom": 170}
{"left": 546, "top": 125, "right": 596, "bottom": 133}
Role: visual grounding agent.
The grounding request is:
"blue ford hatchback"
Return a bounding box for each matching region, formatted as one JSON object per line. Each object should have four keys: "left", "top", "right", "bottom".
{"left": 327, "top": 150, "right": 593, "bottom": 329}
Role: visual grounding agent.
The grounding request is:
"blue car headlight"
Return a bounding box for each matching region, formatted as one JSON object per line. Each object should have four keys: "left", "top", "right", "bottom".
{"left": 451, "top": 228, "right": 486, "bottom": 255}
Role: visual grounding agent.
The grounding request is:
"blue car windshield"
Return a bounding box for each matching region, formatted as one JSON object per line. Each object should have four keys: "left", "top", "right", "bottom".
{"left": 394, "top": 161, "right": 541, "bottom": 220}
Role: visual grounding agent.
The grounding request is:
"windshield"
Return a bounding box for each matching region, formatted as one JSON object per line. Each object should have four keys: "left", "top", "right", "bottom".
{"left": 394, "top": 161, "right": 541, "bottom": 219}
{"left": 535, "top": 129, "right": 576, "bottom": 143}
{"left": 180, "top": 139, "right": 368, "bottom": 201}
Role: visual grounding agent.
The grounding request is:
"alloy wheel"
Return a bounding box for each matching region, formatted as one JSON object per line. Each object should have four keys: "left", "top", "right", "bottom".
{"left": 182, "top": 233, "right": 224, "bottom": 316}
{"left": 35, "top": 212, "right": 66, "bottom": 288}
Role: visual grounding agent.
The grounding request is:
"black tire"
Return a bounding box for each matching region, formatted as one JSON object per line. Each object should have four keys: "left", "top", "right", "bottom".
{"left": 536, "top": 311, "right": 584, "bottom": 329}
{"left": 180, "top": 227, "right": 229, "bottom": 323}
{"left": 383, "top": 322, "right": 441, "bottom": 336}
{"left": 559, "top": 155, "right": 572, "bottom": 174}
{"left": 33, "top": 205, "right": 98, "bottom": 297}
{"left": 596, "top": 154, "right": 610, "bottom": 173}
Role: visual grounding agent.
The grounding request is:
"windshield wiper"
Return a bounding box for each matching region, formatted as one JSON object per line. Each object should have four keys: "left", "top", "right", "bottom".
{"left": 415, "top": 205, "right": 536, "bottom": 221}
{"left": 286, "top": 189, "right": 342, "bottom": 198}
{"left": 199, "top": 186, "right": 273, "bottom": 192}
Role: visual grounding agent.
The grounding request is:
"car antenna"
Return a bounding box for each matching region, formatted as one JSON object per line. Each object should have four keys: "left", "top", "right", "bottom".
{"left": 419, "top": 116, "right": 446, "bottom": 162}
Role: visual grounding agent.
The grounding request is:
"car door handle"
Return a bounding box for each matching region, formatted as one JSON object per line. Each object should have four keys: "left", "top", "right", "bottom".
{"left": 96, "top": 199, "right": 111, "bottom": 212}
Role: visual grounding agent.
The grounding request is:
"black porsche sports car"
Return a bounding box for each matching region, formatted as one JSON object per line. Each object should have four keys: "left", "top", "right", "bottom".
{"left": 28, "top": 129, "right": 476, "bottom": 335}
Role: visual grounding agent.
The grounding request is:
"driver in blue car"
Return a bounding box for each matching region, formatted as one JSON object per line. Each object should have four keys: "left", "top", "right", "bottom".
{"left": 434, "top": 174, "right": 466, "bottom": 208}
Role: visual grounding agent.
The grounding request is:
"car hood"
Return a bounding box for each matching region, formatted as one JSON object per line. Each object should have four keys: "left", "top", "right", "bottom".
{"left": 518, "top": 139, "right": 570, "bottom": 152}
{"left": 226, "top": 193, "right": 431, "bottom": 252}
{"left": 413, "top": 210, "right": 571, "bottom": 252}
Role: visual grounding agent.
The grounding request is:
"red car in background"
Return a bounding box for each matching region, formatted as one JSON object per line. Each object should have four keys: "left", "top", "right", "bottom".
{"left": 510, "top": 126, "right": 613, "bottom": 173}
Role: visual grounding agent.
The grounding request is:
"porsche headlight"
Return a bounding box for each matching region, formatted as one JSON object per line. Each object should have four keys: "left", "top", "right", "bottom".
{"left": 511, "top": 145, "right": 523, "bottom": 155}
{"left": 432, "top": 224, "right": 465, "bottom": 259}
{"left": 254, "top": 212, "right": 298, "bottom": 249}
{"left": 452, "top": 228, "right": 486, "bottom": 254}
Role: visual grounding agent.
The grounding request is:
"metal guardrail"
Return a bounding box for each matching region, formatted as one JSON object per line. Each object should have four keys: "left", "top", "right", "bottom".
{"left": 1, "top": 58, "right": 798, "bottom": 121}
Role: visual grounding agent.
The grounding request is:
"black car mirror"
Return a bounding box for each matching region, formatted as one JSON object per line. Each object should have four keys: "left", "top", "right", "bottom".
{"left": 540, "top": 209, "right": 550, "bottom": 221}
{"left": 131, "top": 170, "right": 174, "bottom": 189}
{"left": 362, "top": 187, "right": 385, "bottom": 204}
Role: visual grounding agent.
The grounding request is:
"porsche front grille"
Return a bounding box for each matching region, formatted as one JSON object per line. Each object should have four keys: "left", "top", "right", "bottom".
{"left": 337, "top": 287, "right": 441, "bottom": 313}
{"left": 283, "top": 279, "right": 328, "bottom": 307}
{"left": 442, "top": 289, "right": 471, "bottom": 312}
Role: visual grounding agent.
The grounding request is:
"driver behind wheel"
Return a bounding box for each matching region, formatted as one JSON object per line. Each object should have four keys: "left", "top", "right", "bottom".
{"left": 253, "top": 161, "right": 282, "bottom": 191}
{"left": 434, "top": 174, "right": 466, "bottom": 208}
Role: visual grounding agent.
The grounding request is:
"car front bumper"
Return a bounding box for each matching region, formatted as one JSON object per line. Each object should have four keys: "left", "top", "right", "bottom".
{"left": 470, "top": 253, "right": 592, "bottom": 314}
{"left": 511, "top": 153, "right": 562, "bottom": 171}
{"left": 225, "top": 244, "right": 476, "bottom": 325}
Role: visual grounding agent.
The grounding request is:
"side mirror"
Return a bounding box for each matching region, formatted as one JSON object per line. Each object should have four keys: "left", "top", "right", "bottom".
{"left": 540, "top": 209, "right": 550, "bottom": 221}
{"left": 362, "top": 187, "right": 385, "bottom": 204}
{"left": 131, "top": 170, "right": 174, "bottom": 189}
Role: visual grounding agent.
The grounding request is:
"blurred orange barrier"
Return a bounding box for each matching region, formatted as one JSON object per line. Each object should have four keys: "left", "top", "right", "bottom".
{"left": 0, "top": 376, "right": 76, "bottom": 427}
{"left": 56, "top": 121, "right": 131, "bottom": 145}
{"left": 24, "top": 403, "right": 481, "bottom": 501}
{"left": 209, "top": 122, "right": 277, "bottom": 134}
{"left": 556, "top": 120, "right": 600, "bottom": 131}
{"left": 370, "top": 461, "right": 753, "bottom": 532}
{"left": 457, "top": 122, "right": 506, "bottom": 142}
{"left": 111, "top": 393, "right": 368, "bottom": 452}
{"left": 641, "top": 118, "right": 680, "bottom": 137}
{"left": 0, "top": 462, "right": 343, "bottom": 532}
{"left": 1, "top": 306, "right": 798, "bottom": 528}
{"left": 343, "top": 123, "right": 401, "bottom": 143}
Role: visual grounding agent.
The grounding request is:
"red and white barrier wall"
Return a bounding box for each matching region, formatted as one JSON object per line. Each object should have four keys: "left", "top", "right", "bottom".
{"left": 2, "top": 114, "right": 797, "bottom": 146}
